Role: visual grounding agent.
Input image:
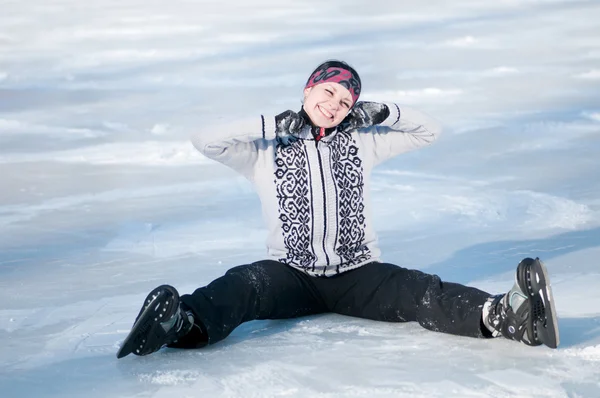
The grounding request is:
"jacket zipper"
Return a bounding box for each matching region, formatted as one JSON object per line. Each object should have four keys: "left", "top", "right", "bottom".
{"left": 315, "top": 136, "right": 331, "bottom": 269}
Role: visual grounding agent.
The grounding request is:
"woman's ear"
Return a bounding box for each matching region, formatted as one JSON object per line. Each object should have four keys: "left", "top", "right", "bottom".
{"left": 303, "top": 87, "right": 312, "bottom": 100}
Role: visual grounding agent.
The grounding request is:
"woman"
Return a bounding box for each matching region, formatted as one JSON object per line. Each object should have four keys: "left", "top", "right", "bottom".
{"left": 117, "top": 60, "right": 559, "bottom": 359}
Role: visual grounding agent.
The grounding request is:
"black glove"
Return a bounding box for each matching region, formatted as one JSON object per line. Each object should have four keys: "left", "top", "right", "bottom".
{"left": 275, "top": 110, "right": 306, "bottom": 137}
{"left": 340, "top": 101, "right": 390, "bottom": 131}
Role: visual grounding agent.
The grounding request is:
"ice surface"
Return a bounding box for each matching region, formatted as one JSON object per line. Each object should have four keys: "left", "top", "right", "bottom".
{"left": 1, "top": 0, "right": 599, "bottom": 397}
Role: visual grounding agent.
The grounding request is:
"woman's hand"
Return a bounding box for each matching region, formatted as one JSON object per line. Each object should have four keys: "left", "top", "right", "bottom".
{"left": 275, "top": 110, "right": 306, "bottom": 137}
{"left": 340, "top": 102, "right": 390, "bottom": 131}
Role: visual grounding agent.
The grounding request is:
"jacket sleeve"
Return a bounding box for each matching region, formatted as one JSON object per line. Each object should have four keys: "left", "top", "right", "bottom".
{"left": 190, "top": 115, "right": 278, "bottom": 179}
{"left": 357, "top": 103, "right": 442, "bottom": 166}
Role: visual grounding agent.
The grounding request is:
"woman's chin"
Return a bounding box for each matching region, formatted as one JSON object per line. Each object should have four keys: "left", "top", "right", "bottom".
{"left": 304, "top": 110, "right": 338, "bottom": 128}
{"left": 322, "top": 121, "right": 340, "bottom": 129}
{"left": 314, "top": 118, "right": 337, "bottom": 129}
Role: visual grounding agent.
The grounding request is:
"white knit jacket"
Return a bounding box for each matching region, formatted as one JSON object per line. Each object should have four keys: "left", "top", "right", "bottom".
{"left": 192, "top": 103, "right": 442, "bottom": 276}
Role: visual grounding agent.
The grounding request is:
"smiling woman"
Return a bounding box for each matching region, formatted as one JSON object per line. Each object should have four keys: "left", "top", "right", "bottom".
{"left": 116, "top": 58, "right": 560, "bottom": 359}
{"left": 302, "top": 61, "right": 359, "bottom": 127}
{"left": 301, "top": 60, "right": 361, "bottom": 129}
{"left": 303, "top": 82, "right": 353, "bottom": 127}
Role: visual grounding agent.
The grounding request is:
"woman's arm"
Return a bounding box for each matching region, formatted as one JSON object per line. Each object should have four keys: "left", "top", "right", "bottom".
{"left": 357, "top": 103, "right": 442, "bottom": 165}
{"left": 190, "top": 115, "right": 278, "bottom": 178}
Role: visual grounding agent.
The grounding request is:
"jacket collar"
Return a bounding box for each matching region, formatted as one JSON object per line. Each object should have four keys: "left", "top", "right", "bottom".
{"left": 291, "top": 108, "right": 339, "bottom": 142}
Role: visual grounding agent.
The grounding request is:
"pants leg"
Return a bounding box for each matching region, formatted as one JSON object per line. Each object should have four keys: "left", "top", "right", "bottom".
{"left": 178, "top": 260, "right": 327, "bottom": 347}
{"left": 314, "top": 262, "right": 491, "bottom": 338}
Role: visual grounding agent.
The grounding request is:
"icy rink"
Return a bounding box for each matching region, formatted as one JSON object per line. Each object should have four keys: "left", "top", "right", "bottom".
{"left": 1, "top": 0, "right": 600, "bottom": 397}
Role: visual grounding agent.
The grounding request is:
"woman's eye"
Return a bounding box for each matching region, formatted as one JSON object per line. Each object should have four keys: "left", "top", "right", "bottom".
{"left": 325, "top": 90, "right": 333, "bottom": 95}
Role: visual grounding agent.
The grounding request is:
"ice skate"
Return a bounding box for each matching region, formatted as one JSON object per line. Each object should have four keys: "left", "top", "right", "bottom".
{"left": 117, "top": 285, "right": 193, "bottom": 359}
{"left": 484, "top": 257, "right": 559, "bottom": 348}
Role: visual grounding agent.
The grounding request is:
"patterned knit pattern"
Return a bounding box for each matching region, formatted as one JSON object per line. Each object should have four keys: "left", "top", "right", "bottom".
{"left": 330, "top": 131, "right": 371, "bottom": 269}
{"left": 274, "top": 131, "right": 371, "bottom": 274}
{"left": 274, "top": 138, "right": 318, "bottom": 270}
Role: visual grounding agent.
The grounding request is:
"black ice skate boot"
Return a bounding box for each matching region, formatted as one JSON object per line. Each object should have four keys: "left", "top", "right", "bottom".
{"left": 483, "top": 257, "right": 559, "bottom": 348}
{"left": 117, "top": 285, "right": 194, "bottom": 359}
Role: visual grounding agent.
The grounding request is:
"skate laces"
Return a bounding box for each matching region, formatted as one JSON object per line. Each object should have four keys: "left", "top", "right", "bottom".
{"left": 482, "top": 294, "right": 504, "bottom": 337}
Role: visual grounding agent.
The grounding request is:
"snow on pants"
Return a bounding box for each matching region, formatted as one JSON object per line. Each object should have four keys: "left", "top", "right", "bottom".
{"left": 176, "top": 260, "right": 492, "bottom": 348}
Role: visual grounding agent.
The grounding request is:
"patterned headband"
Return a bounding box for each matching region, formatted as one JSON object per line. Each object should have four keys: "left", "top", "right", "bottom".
{"left": 305, "top": 66, "right": 361, "bottom": 104}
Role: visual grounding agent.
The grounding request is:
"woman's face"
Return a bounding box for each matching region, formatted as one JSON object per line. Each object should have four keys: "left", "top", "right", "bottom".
{"left": 302, "top": 82, "right": 353, "bottom": 128}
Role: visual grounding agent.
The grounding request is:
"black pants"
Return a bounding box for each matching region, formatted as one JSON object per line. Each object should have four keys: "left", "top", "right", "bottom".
{"left": 176, "top": 260, "right": 491, "bottom": 347}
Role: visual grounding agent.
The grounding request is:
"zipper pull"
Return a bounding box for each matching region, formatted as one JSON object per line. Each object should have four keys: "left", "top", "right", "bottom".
{"left": 316, "top": 127, "right": 325, "bottom": 142}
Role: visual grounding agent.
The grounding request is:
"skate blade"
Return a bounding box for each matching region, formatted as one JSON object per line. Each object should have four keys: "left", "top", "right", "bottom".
{"left": 116, "top": 288, "right": 178, "bottom": 358}
{"left": 117, "top": 297, "right": 159, "bottom": 359}
{"left": 532, "top": 258, "right": 560, "bottom": 348}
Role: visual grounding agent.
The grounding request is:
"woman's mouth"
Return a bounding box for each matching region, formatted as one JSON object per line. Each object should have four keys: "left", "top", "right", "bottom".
{"left": 318, "top": 105, "right": 334, "bottom": 121}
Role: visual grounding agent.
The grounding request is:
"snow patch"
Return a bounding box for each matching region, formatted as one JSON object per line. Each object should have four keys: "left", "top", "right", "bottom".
{"left": 573, "top": 70, "right": 600, "bottom": 80}
{"left": 59, "top": 48, "right": 213, "bottom": 69}
{"left": 0, "top": 141, "right": 207, "bottom": 166}
{"left": 484, "top": 66, "right": 519, "bottom": 75}
{"left": 139, "top": 370, "right": 201, "bottom": 385}
{"left": 552, "top": 273, "right": 600, "bottom": 318}
{"left": 366, "top": 88, "right": 463, "bottom": 104}
{"left": 0, "top": 309, "right": 35, "bottom": 332}
{"left": 214, "top": 32, "right": 281, "bottom": 44}
{"left": 0, "top": 179, "right": 234, "bottom": 227}
{"left": 150, "top": 123, "right": 170, "bottom": 135}
{"left": 296, "top": 322, "right": 375, "bottom": 337}
{"left": 583, "top": 50, "right": 600, "bottom": 60}
{"left": 0, "top": 119, "right": 102, "bottom": 139}
{"left": 372, "top": 174, "right": 594, "bottom": 233}
{"left": 563, "top": 345, "right": 600, "bottom": 361}
{"left": 376, "top": 169, "right": 513, "bottom": 187}
{"left": 446, "top": 35, "right": 479, "bottom": 47}
{"left": 191, "top": 73, "right": 304, "bottom": 88}
{"left": 478, "top": 369, "right": 560, "bottom": 395}
{"left": 69, "top": 24, "right": 205, "bottom": 40}
{"left": 521, "top": 191, "right": 592, "bottom": 230}
{"left": 103, "top": 221, "right": 266, "bottom": 258}
{"left": 582, "top": 112, "right": 600, "bottom": 123}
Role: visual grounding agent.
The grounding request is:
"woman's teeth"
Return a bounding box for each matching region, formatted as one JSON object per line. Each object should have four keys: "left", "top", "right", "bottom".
{"left": 319, "top": 106, "right": 333, "bottom": 119}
